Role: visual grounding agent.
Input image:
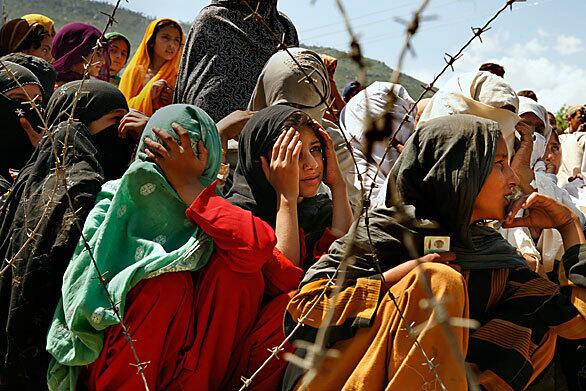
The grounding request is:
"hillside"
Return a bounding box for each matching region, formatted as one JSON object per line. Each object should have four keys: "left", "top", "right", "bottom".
{"left": 303, "top": 45, "right": 435, "bottom": 99}
{"left": 7, "top": 0, "right": 434, "bottom": 99}
{"left": 6, "top": 0, "right": 191, "bottom": 53}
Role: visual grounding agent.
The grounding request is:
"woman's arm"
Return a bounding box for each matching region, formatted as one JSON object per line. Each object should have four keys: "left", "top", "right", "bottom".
{"left": 261, "top": 127, "right": 302, "bottom": 266}
{"left": 144, "top": 125, "right": 277, "bottom": 271}
{"left": 503, "top": 192, "right": 586, "bottom": 250}
{"left": 511, "top": 121, "right": 537, "bottom": 194}
{"left": 383, "top": 252, "right": 458, "bottom": 285}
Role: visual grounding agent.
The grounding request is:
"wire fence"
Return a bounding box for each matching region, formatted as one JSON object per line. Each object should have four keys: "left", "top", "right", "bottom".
{"left": 0, "top": 0, "right": 151, "bottom": 389}
{"left": 237, "top": 1, "right": 525, "bottom": 390}
{"left": 2, "top": 0, "right": 526, "bottom": 390}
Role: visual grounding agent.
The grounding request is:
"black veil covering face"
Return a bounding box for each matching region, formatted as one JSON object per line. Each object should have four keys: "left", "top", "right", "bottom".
{"left": 1, "top": 52, "right": 56, "bottom": 103}
{"left": 0, "top": 61, "right": 44, "bottom": 185}
{"left": 0, "top": 79, "right": 129, "bottom": 389}
{"left": 46, "top": 79, "right": 132, "bottom": 180}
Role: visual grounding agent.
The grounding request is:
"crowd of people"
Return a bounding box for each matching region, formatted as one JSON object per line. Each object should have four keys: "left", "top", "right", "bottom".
{"left": 0, "top": 2, "right": 585, "bottom": 390}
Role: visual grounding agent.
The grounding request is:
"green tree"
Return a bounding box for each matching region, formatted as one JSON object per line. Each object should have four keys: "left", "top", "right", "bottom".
{"left": 556, "top": 104, "right": 568, "bottom": 132}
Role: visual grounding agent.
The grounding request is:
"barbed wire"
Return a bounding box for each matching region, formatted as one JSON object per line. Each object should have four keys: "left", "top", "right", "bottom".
{"left": 1, "top": 0, "right": 529, "bottom": 389}
{"left": 359, "top": 1, "right": 527, "bottom": 389}
{"left": 0, "top": 0, "right": 151, "bottom": 389}
{"left": 367, "top": 0, "right": 527, "bottom": 203}
{"left": 292, "top": 1, "right": 472, "bottom": 389}
{"left": 235, "top": 0, "right": 526, "bottom": 390}
{"left": 236, "top": 0, "right": 451, "bottom": 389}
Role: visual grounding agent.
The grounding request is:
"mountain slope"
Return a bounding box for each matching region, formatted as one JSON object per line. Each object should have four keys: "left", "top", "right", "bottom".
{"left": 8, "top": 0, "right": 434, "bottom": 99}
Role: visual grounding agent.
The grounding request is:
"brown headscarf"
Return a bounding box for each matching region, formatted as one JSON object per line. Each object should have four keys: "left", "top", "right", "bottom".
{"left": 0, "top": 19, "right": 36, "bottom": 56}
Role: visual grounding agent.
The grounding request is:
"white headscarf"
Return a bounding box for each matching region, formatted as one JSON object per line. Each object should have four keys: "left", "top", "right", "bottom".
{"left": 340, "top": 81, "right": 415, "bottom": 157}
{"left": 518, "top": 96, "right": 552, "bottom": 171}
{"left": 247, "top": 47, "right": 360, "bottom": 208}
{"left": 339, "top": 81, "right": 415, "bottom": 202}
{"left": 419, "top": 71, "right": 520, "bottom": 158}
{"left": 248, "top": 48, "right": 330, "bottom": 122}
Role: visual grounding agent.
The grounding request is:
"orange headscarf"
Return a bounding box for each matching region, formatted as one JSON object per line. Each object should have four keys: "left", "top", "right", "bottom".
{"left": 319, "top": 54, "right": 345, "bottom": 124}
{"left": 119, "top": 18, "right": 183, "bottom": 116}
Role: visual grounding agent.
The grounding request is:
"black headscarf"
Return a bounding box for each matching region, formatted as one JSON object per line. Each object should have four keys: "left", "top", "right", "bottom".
{"left": 173, "top": 0, "right": 298, "bottom": 121}
{"left": 302, "top": 114, "right": 526, "bottom": 289}
{"left": 46, "top": 79, "right": 127, "bottom": 127}
{"left": 0, "top": 121, "right": 104, "bottom": 388}
{"left": 1, "top": 52, "right": 56, "bottom": 102}
{"left": 390, "top": 114, "right": 526, "bottom": 269}
{"left": 0, "top": 61, "right": 43, "bottom": 183}
{"left": 46, "top": 79, "right": 132, "bottom": 180}
{"left": 227, "top": 105, "right": 332, "bottom": 265}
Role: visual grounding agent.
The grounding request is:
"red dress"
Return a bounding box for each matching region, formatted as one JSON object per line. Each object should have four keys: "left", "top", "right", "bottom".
{"left": 82, "top": 183, "right": 337, "bottom": 390}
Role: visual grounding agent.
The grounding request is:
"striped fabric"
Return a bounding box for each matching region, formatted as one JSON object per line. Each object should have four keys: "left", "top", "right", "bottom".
{"left": 285, "top": 245, "right": 586, "bottom": 390}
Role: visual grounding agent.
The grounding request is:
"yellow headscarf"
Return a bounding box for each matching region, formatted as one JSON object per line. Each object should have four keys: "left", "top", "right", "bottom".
{"left": 119, "top": 18, "right": 183, "bottom": 116}
{"left": 21, "top": 14, "right": 55, "bottom": 36}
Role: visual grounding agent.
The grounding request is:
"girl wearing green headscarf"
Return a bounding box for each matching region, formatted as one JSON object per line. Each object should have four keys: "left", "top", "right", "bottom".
{"left": 46, "top": 104, "right": 223, "bottom": 390}
{"left": 105, "top": 32, "right": 130, "bottom": 87}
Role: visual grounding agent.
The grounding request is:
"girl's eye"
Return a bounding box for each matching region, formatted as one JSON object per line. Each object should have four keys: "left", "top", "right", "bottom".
{"left": 310, "top": 146, "right": 323, "bottom": 154}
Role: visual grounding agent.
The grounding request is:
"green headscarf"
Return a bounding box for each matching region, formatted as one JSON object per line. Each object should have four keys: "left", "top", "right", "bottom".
{"left": 46, "top": 104, "right": 222, "bottom": 390}
{"left": 104, "top": 31, "right": 131, "bottom": 53}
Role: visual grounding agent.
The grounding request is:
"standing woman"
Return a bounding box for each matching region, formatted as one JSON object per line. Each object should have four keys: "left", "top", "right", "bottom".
{"left": 0, "top": 79, "right": 130, "bottom": 390}
{"left": 174, "top": 0, "right": 298, "bottom": 122}
{"left": 119, "top": 18, "right": 183, "bottom": 117}
{"left": 51, "top": 22, "right": 109, "bottom": 87}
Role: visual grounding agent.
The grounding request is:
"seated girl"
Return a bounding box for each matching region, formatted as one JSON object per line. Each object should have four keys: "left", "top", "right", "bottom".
{"left": 283, "top": 114, "right": 586, "bottom": 390}
{"left": 46, "top": 105, "right": 352, "bottom": 390}
{"left": 119, "top": 18, "right": 183, "bottom": 117}
{"left": 247, "top": 48, "right": 358, "bottom": 207}
{"left": 0, "top": 79, "right": 130, "bottom": 389}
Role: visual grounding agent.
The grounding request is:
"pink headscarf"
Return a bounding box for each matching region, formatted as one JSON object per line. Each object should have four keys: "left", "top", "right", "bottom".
{"left": 52, "top": 22, "right": 109, "bottom": 82}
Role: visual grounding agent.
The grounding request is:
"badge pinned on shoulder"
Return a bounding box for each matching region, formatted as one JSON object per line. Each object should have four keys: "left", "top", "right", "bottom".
{"left": 424, "top": 236, "right": 451, "bottom": 255}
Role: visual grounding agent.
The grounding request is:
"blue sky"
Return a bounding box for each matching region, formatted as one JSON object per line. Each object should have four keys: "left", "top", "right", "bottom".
{"left": 105, "top": 0, "right": 585, "bottom": 112}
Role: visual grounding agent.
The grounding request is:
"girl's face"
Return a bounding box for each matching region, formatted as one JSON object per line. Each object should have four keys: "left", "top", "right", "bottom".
{"left": 22, "top": 35, "right": 53, "bottom": 63}
{"left": 75, "top": 47, "right": 104, "bottom": 78}
{"left": 297, "top": 125, "right": 324, "bottom": 198}
{"left": 153, "top": 25, "right": 181, "bottom": 62}
{"left": 471, "top": 135, "right": 519, "bottom": 222}
{"left": 108, "top": 38, "right": 129, "bottom": 75}
{"left": 543, "top": 133, "right": 562, "bottom": 175}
